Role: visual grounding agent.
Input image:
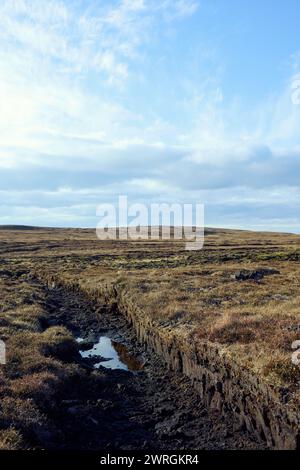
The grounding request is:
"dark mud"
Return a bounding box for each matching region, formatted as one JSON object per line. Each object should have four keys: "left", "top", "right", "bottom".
{"left": 42, "top": 284, "right": 266, "bottom": 450}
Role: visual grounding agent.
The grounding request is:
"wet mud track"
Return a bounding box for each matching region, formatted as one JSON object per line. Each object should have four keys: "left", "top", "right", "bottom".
{"left": 43, "top": 284, "right": 265, "bottom": 450}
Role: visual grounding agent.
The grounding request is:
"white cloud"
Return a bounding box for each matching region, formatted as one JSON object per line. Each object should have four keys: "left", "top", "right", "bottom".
{"left": 0, "top": 0, "right": 200, "bottom": 162}
{"left": 157, "top": 0, "right": 199, "bottom": 21}
{"left": 1, "top": 1, "right": 300, "bottom": 231}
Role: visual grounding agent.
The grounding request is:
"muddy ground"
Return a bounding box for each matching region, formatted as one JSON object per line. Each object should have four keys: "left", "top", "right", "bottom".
{"left": 38, "top": 281, "right": 266, "bottom": 450}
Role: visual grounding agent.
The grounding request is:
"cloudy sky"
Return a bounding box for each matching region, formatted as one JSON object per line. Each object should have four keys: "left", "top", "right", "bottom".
{"left": 1, "top": 0, "right": 300, "bottom": 231}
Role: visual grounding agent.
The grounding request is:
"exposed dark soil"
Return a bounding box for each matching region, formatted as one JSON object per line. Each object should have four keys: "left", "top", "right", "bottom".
{"left": 37, "top": 282, "right": 266, "bottom": 450}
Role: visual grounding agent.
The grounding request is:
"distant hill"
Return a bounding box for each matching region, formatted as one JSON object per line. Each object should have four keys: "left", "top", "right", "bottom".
{"left": 0, "top": 225, "right": 229, "bottom": 232}
{"left": 0, "top": 225, "right": 294, "bottom": 236}
{"left": 0, "top": 225, "right": 46, "bottom": 230}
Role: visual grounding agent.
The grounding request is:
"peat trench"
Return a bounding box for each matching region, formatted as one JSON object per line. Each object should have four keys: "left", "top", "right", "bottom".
{"left": 42, "top": 283, "right": 266, "bottom": 450}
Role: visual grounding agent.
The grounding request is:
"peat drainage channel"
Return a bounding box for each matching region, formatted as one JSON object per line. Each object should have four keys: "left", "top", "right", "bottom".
{"left": 44, "top": 284, "right": 266, "bottom": 450}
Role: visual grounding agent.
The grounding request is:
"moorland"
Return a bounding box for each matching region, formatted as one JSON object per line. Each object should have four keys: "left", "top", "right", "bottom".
{"left": 0, "top": 226, "right": 299, "bottom": 449}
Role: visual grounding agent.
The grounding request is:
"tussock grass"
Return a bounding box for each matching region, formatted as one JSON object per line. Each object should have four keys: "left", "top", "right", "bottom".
{"left": 0, "top": 226, "right": 300, "bottom": 447}
{"left": 0, "top": 428, "right": 24, "bottom": 450}
{"left": 56, "top": 228, "right": 300, "bottom": 389}
{"left": 0, "top": 267, "right": 82, "bottom": 448}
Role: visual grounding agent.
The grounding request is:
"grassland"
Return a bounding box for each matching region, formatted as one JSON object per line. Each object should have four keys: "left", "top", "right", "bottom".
{"left": 0, "top": 226, "right": 300, "bottom": 448}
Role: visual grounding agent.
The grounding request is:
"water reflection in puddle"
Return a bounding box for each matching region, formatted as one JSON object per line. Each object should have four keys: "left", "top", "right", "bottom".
{"left": 78, "top": 336, "right": 143, "bottom": 372}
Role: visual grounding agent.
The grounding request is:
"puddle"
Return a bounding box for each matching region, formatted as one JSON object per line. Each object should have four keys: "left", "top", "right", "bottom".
{"left": 78, "top": 336, "right": 143, "bottom": 372}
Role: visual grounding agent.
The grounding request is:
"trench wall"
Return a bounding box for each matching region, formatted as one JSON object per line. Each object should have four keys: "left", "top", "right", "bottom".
{"left": 41, "top": 274, "right": 300, "bottom": 450}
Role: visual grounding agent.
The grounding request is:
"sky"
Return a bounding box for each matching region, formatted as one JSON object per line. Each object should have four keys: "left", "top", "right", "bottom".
{"left": 0, "top": 0, "right": 300, "bottom": 231}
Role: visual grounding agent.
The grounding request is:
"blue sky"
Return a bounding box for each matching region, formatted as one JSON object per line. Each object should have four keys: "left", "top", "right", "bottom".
{"left": 1, "top": 0, "right": 300, "bottom": 231}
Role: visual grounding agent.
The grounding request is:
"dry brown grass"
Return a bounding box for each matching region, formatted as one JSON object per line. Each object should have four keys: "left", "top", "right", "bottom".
{"left": 0, "top": 266, "right": 83, "bottom": 448}
{"left": 55, "top": 228, "right": 299, "bottom": 388}
{"left": 0, "top": 225, "right": 300, "bottom": 448}
{"left": 0, "top": 428, "right": 24, "bottom": 450}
